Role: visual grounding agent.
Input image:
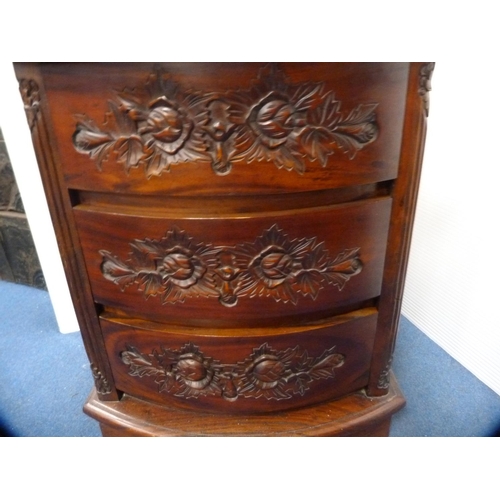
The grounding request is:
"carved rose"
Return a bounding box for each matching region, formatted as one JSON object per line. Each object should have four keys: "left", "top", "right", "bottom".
{"left": 250, "top": 355, "right": 287, "bottom": 389}
{"left": 247, "top": 93, "right": 306, "bottom": 148}
{"left": 250, "top": 245, "right": 300, "bottom": 288}
{"left": 157, "top": 246, "right": 206, "bottom": 288}
{"left": 175, "top": 354, "right": 213, "bottom": 390}
{"left": 139, "top": 97, "right": 193, "bottom": 155}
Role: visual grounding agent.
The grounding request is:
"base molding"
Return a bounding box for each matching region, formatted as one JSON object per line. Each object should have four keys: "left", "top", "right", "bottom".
{"left": 83, "top": 373, "right": 405, "bottom": 437}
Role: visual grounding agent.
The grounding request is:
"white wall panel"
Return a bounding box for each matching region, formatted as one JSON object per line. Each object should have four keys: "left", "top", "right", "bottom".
{"left": 0, "top": 62, "right": 79, "bottom": 333}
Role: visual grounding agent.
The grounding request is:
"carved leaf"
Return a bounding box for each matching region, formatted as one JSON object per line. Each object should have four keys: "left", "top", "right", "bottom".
{"left": 160, "top": 281, "right": 187, "bottom": 304}
{"left": 121, "top": 347, "right": 161, "bottom": 377}
{"left": 330, "top": 133, "right": 362, "bottom": 159}
{"left": 287, "top": 234, "right": 316, "bottom": 258}
{"left": 330, "top": 247, "right": 361, "bottom": 267}
{"left": 73, "top": 117, "right": 115, "bottom": 169}
{"left": 267, "top": 386, "right": 292, "bottom": 400}
{"left": 327, "top": 248, "right": 363, "bottom": 287}
{"left": 115, "top": 136, "right": 144, "bottom": 170}
{"left": 157, "top": 375, "right": 175, "bottom": 393}
{"left": 294, "top": 374, "right": 313, "bottom": 396}
{"left": 331, "top": 103, "right": 378, "bottom": 159}
{"left": 322, "top": 271, "right": 352, "bottom": 290}
{"left": 300, "top": 128, "right": 335, "bottom": 167}
{"left": 143, "top": 150, "right": 171, "bottom": 177}
{"left": 73, "top": 114, "right": 104, "bottom": 134}
{"left": 251, "top": 279, "right": 299, "bottom": 305}
{"left": 272, "top": 147, "right": 305, "bottom": 174}
{"left": 278, "top": 345, "right": 303, "bottom": 365}
{"left": 298, "top": 349, "right": 311, "bottom": 369}
{"left": 129, "top": 240, "right": 163, "bottom": 269}
{"left": 116, "top": 95, "right": 148, "bottom": 120}
{"left": 137, "top": 272, "right": 164, "bottom": 297}
{"left": 343, "top": 103, "right": 378, "bottom": 125}
{"left": 302, "top": 241, "right": 329, "bottom": 270}
{"left": 107, "top": 100, "right": 138, "bottom": 136}
{"left": 309, "top": 348, "right": 345, "bottom": 380}
{"left": 100, "top": 250, "right": 137, "bottom": 289}
{"left": 295, "top": 271, "right": 323, "bottom": 300}
{"left": 311, "top": 93, "right": 341, "bottom": 127}
{"left": 324, "top": 248, "right": 363, "bottom": 290}
{"left": 291, "top": 83, "right": 323, "bottom": 111}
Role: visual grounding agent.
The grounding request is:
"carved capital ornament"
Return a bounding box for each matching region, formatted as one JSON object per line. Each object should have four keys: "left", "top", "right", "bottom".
{"left": 418, "top": 62, "right": 435, "bottom": 117}
{"left": 19, "top": 79, "right": 40, "bottom": 132}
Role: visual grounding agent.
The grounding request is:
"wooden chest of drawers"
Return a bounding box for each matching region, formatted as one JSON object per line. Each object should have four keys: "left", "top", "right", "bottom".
{"left": 14, "top": 62, "right": 433, "bottom": 436}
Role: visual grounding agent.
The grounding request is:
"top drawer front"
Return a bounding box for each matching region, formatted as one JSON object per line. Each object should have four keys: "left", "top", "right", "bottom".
{"left": 41, "top": 63, "right": 409, "bottom": 196}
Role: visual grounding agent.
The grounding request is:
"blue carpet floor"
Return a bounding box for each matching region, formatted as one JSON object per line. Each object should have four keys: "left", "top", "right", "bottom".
{"left": 1, "top": 280, "right": 499, "bottom": 437}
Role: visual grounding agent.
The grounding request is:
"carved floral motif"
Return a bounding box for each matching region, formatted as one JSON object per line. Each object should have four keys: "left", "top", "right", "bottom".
{"left": 121, "top": 342, "right": 345, "bottom": 401}
{"left": 73, "top": 65, "right": 379, "bottom": 176}
{"left": 100, "top": 225, "right": 363, "bottom": 307}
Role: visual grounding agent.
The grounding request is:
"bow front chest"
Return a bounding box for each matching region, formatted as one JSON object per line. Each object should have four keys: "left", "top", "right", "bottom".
{"left": 14, "top": 62, "right": 433, "bottom": 436}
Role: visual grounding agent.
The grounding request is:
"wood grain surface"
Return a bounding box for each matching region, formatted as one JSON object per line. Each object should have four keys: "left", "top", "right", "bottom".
{"left": 100, "top": 308, "right": 377, "bottom": 413}
{"left": 14, "top": 62, "right": 430, "bottom": 436}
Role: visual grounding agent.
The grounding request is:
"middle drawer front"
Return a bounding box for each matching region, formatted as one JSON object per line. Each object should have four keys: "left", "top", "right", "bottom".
{"left": 73, "top": 196, "right": 391, "bottom": 326}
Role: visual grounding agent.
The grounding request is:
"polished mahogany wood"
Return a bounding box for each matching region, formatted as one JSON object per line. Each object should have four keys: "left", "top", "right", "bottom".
{"left": 101, "top": 308, "right": 377, "bottom": 414}
{"left": 41, "top": 63, "right": 408, "bottom": 196}
{"left": 73, "top": 197, "right": 391, "bottom": 327}
{"left": 14, "top": 62, "right": 432, "bottom": 436}
{"left": 368, "top": 62, "right": 434, "bottom": 395}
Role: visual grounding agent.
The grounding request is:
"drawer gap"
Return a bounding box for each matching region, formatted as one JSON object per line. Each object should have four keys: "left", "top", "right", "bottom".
{"left": 99, "top": 298, "right": 378, "bottom": 332}
{"left": 70, "top": 181, "right": 393, "bottom": 216}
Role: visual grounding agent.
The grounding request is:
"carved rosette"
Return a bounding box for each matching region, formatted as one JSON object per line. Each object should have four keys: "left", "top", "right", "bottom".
{"left": 121, "top": 342, "right": 345, "bottom": 401}
{"left": 19, "top": 79, "right": 41, "bottom": 132}
{"left": 73, "top": 65, "right": 379, "bottom": 176}
{"left": 100, "top": 225, "right": 363, "bottom": 307}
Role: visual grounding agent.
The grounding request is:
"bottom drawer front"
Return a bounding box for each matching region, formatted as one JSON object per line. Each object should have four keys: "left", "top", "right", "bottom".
{"left": 101, "top": 309, "right": 377, "bottom": 414}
